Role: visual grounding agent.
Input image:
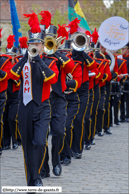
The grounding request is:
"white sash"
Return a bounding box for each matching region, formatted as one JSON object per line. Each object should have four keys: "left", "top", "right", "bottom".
{"left": 23, "top": 60, "right": 33, "bottom": 106}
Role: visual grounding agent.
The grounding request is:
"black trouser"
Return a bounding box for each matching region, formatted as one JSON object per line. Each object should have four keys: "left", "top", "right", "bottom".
{"left": 96, "top": 85, "right": 106, "bottom": 133}
{"left": 104, "top": 82, "right": 111, "bottom": 131}
{"left": 110, "top": 94, "right": 121, "bottom": 124}
{"left": 61, "top": 92, "right": 80, "bottom": 160}
{"left": 84, "top": 88, "right": 94, "bottom": 145}
{"left": 120, "top": 93, "right": 126, "bottom": 120}
{"left": 50, "top": 92, "right": 67, "bottom": 166}
{"left": 41, "top": 131, "right": 50, "bottom": 175}
{"left": 90, "top": 83, "right": 99, "bottom": 141}
{"left": 124, "top": 80, "right": 129, "bottom": 118}
{"left": 72, "top": 81, "right": 89, "bottom": 154}
{"left": 18, "top": 100, "right": 50, "bottom": 186}
{"left": 3, "top": 91, "right": 19, "bottom": 147}
{"left": 125, "top": 92, "right": 129, "bottom": 118}
{"left": 0, "top": 90, "right": 7, "bottom": 150}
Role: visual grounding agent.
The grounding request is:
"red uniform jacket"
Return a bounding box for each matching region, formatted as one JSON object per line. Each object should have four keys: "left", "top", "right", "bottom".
{"left": 8, "top": 57, "right": 21, "bottom": 93}
{"left": 65, "top": 52, "right": 82, "bottom": 92}
{"left": 0, "top": 54, "right": 12, "bottom": 93}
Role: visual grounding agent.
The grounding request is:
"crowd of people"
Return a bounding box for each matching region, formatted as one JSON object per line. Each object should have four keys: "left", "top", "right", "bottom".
{"left": 0, "top": 11, "right": 129, "bottom": 191}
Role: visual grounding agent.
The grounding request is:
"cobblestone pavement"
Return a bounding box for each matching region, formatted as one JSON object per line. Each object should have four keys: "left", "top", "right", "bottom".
{"left": 0, "top": 122, "right": 129, "bottom": 194}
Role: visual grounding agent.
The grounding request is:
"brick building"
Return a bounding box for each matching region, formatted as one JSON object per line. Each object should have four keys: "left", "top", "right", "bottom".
{"left": 0, "top": 0, "right": 70, "bottom": 23}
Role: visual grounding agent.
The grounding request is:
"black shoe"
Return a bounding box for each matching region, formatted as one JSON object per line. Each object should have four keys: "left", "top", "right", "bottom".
{"left": 60, "top": 158, "right": 64, "bottom": 164}
{"left": 4, "top": 145, "right": 10, "bottom": 150}
{"left": 71, "top": 151, "right": 75, "bottom": 157}
{"left": 13, "top": 143, "right": 18, "bottom": 149}
{"left": 119, "top": 118, "right": 125, "bottom": 122}
{"left": 95, "top": 130, "right": 98, "bottom": 134}
{"left": 115, "top": 122, "right": 120, "bottom": 125}
{"left": 53, "top": 164, "right": 62, "bottom": 176}
{"left": 0, "top": 148, "right": 2, "bottom": 155}
{"left": 110, "top": 124, "right": 113, "bottom": 127}
{"left": 98, "top": 132, "right": 104, "bottom": 136}
{"left": 90, "top": 140, "right": 95, "bottom": 145}
{"left": 33, "top": 178, "right": 43, "bottom": 186}
{"left": 74, "top": 152, "right": 82, "bottom": 159}
{"left": 62, "top": 157, "right": 71, "bottom": 166}
{"left": 17, "top": 140, "right": 21, "bottom": 146}
{"left": 41, "top": 172, "right": 50, "bottom": 179}
{"left": 125, "top": 118, "right": 129, "bottom": 122}
{"left": 85, "top": 144, "right": 91, "bottom": 150}
{"left": 105, "top": 129, "right": 112, "bottom": 134}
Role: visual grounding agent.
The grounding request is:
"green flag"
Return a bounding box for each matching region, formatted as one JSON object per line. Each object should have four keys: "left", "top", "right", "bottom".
{"left": 68, "top": 0, "right": 91, "bottom": 32}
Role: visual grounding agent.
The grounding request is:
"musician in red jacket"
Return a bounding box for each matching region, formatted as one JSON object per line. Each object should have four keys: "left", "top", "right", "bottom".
{"left": 96, "top": 56, "right": 112, "bottom": 136}
{"left": 59, "top": 40, "right": 82, "bottom": 165}
{"left": 9, "top": 12, "right": 59, "bottom": 187}
{"left": 71, "top": 34, "right": 98, "bottom": 158}
{"left": 84, "top": 46, "right": 99, "bottom": 149}
{"left": 110, "top": 51, "right": 127, "bottom": 126}
{"left": 39, "top": 16, "right": 79, "bottom": 176}
{"left": 120, "top": 42, "right": 129, "bottom": 122}
{"left": 96, "top": 44, "right": 117, "bottom": 135}
{"left": 0, "top": 29, "right": 13, "bottom": 155}
{"left": 87, "top": 43, "right": 104, "bottom": 146}
{"left": 3, "top": 35, "right": 20, "bottom": 150}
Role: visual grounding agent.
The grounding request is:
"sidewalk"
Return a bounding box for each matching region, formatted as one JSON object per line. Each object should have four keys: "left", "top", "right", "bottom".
{"left": 1, "top": 122, "right": 129, "bottom": 194}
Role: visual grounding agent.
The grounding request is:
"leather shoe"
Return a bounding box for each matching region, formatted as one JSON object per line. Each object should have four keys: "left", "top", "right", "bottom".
{"left": 62, "top": 157, "right": 71, "bottom": 166}
{"left": 90, "top": 140, "right": 95, "bottom": 145}
{"left": 119, "top": 118, "right": 125, "bottom": 122}
{"left": 17, "top": 140, "right": 21, "bottom": 146}
{"left": 73, "top": 152, "right": 82, "bottom": 159}
{"left": 4, "top": 145, "right": 10, "bottom": 150}
{"left": 41, "top": 172, "right": 50, "bottom": 179}
{"left": 0, "top": 148, "right": 2, "bottom": 155}
{"left": 53, "top": 164, "right": 62, "bottom": 176}
{"left": 33, "top": 178, "right": 43, "bottom": 186}
{"left": 105, "top": 129, "right": 112, "bottom": 134}
{"left": 95, "top": 130, "right": 98, "bottom": 134}
{"left": 85, "top": 144, "right": 91, "bottom": 150}
{"left": 115, "top": 122, "right": 120, "bottom": 125}
{"left": 13, "top": 143, "right": 18, "bottom": 149}
{"left": 60, "top": 158, "right": 64, "bottom": 164}
{"left": 98, "top": 132, "right": 104, "bottom": 136}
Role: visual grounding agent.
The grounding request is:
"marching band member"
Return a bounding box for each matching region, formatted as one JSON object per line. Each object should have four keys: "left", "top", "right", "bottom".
{"left": 9, "top": 12, "right": 59, "bottom": 187}
{"left": 84, "top": 29, "right": 100, "bottom": 149}
{"left": 96, "top": 44, "right": 116, "bottom": 134}
{"left": 0, "top": 29, "right": 13, "bottom": 155}
{"left": 68, "top": 21, "right": 98, "bottom": 159}
{"left": 87, "top": 41, "right": 104, "bottom": 146}
{"left": 95, "top": 48, "right": 112, "bottom": 136}
{"left": 58, "top": 38, "right": 82, "bottom": 165}
{"left": 120, "top": 43, "right": 129, "bottom": 122}
{"left": 110, "top": 50, "right": 127, "bottom": 126}
{"left": 39, "top": 12, "right": 77, "bottom": 177}
{"left": 3, "top": 35, "right": 19, "bottom": 150}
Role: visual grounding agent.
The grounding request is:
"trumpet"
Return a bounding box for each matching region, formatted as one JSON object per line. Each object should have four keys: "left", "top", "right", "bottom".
{"left": 28, "top": 45, "right": 39, "bottom": 61}
{"left": 44, "top": 36, "right": 66, "bottom": 55}
{"left": 71, "top": 32, "right": 88, "bottom": 51}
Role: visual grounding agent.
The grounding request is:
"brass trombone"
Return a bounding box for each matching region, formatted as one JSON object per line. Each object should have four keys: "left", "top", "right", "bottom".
{"left": 44, "top": 36, "right": 66, "bottom": 55}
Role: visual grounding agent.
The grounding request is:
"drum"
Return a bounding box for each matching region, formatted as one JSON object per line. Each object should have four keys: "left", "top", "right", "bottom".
{"left": 110, "top": 81, "right": 121, "bottom": 95}
{"left": 122, "top": 80, "right": 129, "bottom": 93}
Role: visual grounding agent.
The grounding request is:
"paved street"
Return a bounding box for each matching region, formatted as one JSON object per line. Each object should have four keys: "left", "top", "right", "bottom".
{"left": 1, "top": 122, "right": 129, "bottom": 194}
